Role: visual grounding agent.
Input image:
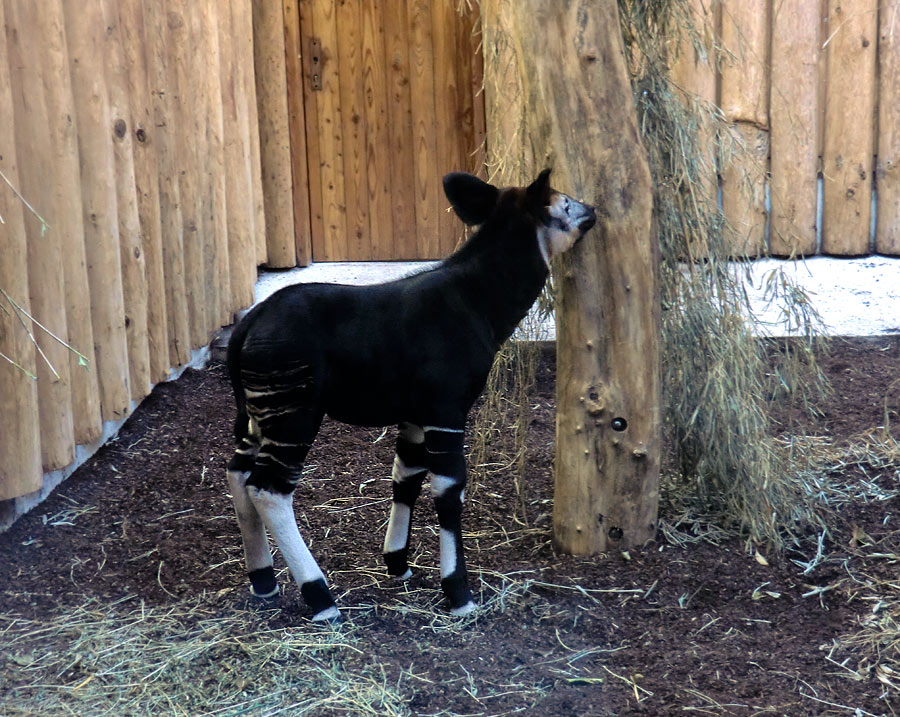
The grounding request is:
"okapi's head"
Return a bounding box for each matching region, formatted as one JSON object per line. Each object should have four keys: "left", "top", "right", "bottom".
{"left": 442, "top": 168, "right": 597, "bottom": 266}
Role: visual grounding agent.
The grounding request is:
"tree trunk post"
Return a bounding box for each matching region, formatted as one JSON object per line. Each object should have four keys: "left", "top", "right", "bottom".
{"left": 511, "top": 0, "right": 660, "bottom": 553}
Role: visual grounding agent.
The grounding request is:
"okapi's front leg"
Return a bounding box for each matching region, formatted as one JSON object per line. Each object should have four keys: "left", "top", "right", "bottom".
{"left": 383, "top": 423, "right": 428, "bottom": 579}
{"left": 425, "top": 426, "right": 477, "bottom": 616}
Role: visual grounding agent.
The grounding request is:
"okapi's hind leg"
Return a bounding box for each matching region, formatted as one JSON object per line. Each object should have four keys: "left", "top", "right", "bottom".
{"left": 383, "top": 422, "right": 429, "bottom": 579}
{"left": 245, "top": 412, "right": 340, "bottom": 622}
{"left": 227, "top": 421, "right": 278, "bottom": 598}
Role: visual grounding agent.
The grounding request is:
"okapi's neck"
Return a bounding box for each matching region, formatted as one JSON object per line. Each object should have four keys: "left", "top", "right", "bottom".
{"left": 445, "top": 213, "right": 549, "bottom": 347}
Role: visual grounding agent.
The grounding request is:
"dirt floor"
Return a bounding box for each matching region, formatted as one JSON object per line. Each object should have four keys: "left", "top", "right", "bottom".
{"left": 2, "top": 336, "right": 900, "bottom": 715}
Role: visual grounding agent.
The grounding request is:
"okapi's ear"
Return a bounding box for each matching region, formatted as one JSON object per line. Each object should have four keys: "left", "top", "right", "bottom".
{"left": 443, "top": 172, "right": 500, "bottom": 226}
{"left": 526, "top": 168, "right": 553, "bottom": 205}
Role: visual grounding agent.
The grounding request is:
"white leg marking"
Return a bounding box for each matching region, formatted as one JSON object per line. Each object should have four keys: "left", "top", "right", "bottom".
{"left": 248, "top": 487, "right": 326, "bottom": 587}
{"left": 431, "top": 474, "right": 463, "bottom": 500}
{"left": 383, "top": 503, "right": 411, "bottom": 554}
{"left": 392, "top": 455, "right": 426, "bottom": 480}
{"left": 423, "top": 426, "right": 464, "bottom": 434}
{"left": 439, "top": 527, "right": 458, "bottom": 579}
{"left": 227, "top": 470, "right": 273, "bottom": 573}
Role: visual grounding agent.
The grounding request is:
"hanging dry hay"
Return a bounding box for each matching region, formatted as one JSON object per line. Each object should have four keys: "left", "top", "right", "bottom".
{"left": 477, "top": 0, "right": 831, "bottom": 549}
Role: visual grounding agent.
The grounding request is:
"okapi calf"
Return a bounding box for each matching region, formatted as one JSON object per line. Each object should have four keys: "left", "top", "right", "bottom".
{"left": 226, "top": 169, "right": 596, "bottom": 620}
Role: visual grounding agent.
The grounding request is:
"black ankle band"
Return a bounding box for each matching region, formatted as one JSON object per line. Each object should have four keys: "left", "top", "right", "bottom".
{"left": 441, "top": 573, "right": 473, "bottom": 610}
{"left": 300, "top": 578, "right": 336, "bottom": 614}
{"left": 248, "top": 566, "right": 277, "bottom": 597}
{"left": 384, "top": 549, "right": 410, "bottom": 576}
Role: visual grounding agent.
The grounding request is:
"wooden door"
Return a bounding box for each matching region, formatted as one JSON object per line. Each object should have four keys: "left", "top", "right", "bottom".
{"left": 289, "top": 0, "right": 485, "bottom": 261}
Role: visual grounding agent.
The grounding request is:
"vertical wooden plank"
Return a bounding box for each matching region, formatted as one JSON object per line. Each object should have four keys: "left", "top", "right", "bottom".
{"left": 822, "top": 0, "right": 877, "bottom": 255}
{"left": 220, "top": 0, "right": 257, "bottom": 311}
{"left": 185, "top": 0, "right": 220, "bottom": 340}
{"left": 457, "top": 3, "right": 484, "bottom": 177}
{"left": 165, "top": 0, "right": 207, "bottom": 348}
{"left": 469, "top": 4, "right": 487, "bottom": 178}
{"left": 384, "top": 0, "right": 417, "bottom": 258}
{"left": 721, "top": 123, "right": 770, "bottom": 256}
{"left": 253, "top": 0, "right": 297, "bottom": 267}
{"left": 62, "top": 0, "right": 132, "bottom": 421}
{"left": 336, "top": 0, "right": 370, "bottom": 260}
{"left": 481, "top": 0, "right": 534, "bottom": 186}
{"left": 118, "top": 0, "right": 170, "bottom": 382}
{"left": 34, "top": 0, "right": 102, "bottom": 442}
{"left": 362, "top": 0, "right": 395, "bottom": 259}
{"left": 769, "top": 0, "right": 821, "bottom": 257}
{"left": 408, "top": 0, "right": 440, "bottom": 258}
{"left": 5, "top": 0, "right": 75, "bottom": 471}
{"left": 298, "top": 0, "right": 326, "bottom": 260}
{"left": 877, "top": 4, "right": 900, "bottom": 254}
{"left": 720, "top": 0, "right": 770, "bottom": 128}
{"left": 719, "top": 0, "right": 770, "bottom": 257}
{"left": 432, "top": 0, "right": 462, "bottom": 255}
{"left": 100, "top": 0, "right": 152, "bottom": 400}
{"left": 234, "top": 0, "right": 268, "bottom": 266}
{"left": 196, "top": 0, "right": 231, "bottom": 328}
{"left": 310, "top": 0, "right": 348, "bottom": 261}
{"left": 283, "top": 0, "right": 313, "bottom": 267}
{"left": 0, "top": 0, "right": 42, "bottom": 499}
{"left": 669, "top": 0, "right": 718, "bottom": 216}
{"left": 144, "top": 1, "right": 190, "bottom": 367}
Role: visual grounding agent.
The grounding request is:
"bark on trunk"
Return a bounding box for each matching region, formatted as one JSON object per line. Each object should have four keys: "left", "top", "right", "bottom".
{"left": 510, "top": 0, "right": 660, "bottom": 553}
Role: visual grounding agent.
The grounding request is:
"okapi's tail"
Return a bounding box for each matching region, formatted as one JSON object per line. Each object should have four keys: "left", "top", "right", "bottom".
{"left": 226, "top": 315, "right": 253, "bottom": 444}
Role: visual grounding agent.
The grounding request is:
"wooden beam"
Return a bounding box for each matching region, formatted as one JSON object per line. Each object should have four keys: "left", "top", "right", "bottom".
{"left": 822, "top": 0, "right": 877, "bottom": 255}
{"left": 719, "top": 0, "right": 770, "bottom": 257}
{"left": 252, "top": 0, "right": 297, "bottom": 267}
{"left": 283, "top": 0, "right": 313, "bottom": 266}
{"left": 119, "top": 0, "right": 172, "bottom": 383}
{"left": 144, "top": 1, "right": 191, "bottom": 367}
{"left": 27, "top": 0, "right": 103, "bottom": 442}
{"left": 769, "top": 0, "right": 821, "bottom": 257}
{"left": 0, "top": 0, "right": 42, "bottom": 499}
{"left": 62, "top": 0, "right": 132, "bottom": 421}
{"left": 509, "top": 0, "right": 659, "bottom": 553}
{"left": 877, "top": 3, "right": 900, "bottom": 254}
{"left": 219, "top": 0, "right": 257, "bottom": 311}
{"left": 100, "top": 0, "right": 152, "bottom": 400}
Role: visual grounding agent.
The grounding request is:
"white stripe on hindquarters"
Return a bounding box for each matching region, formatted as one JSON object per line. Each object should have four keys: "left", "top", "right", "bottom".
{"left": 247, "top": 486, "right": 339, "bottom": 621}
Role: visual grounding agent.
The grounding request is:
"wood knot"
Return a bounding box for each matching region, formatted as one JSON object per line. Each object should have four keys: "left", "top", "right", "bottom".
{"left": 113, "top": 119, "right": 127, "bottom": 138}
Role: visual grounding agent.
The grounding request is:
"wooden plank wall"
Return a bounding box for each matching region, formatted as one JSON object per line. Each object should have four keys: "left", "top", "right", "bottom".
{"left": 293, "top": 0, "right": 485, "bottom": 261}
{"left": 674, "top": 0, "right": 897, "bottom": 257}
{"left": 0, "top": 0, "right": 264, "bottom": 504}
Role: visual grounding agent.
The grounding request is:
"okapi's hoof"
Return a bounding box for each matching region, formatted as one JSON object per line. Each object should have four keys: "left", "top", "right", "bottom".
{"left": 311, "top": 605, "right": 341, "bottom": 623}
{"left": 449, "top": 600, "right": 477, "bottom": 617}
{"left": 391, "top": 568, "right": 413, "bottom": 582}
{"left": 248, "top": 566, "right": 279, "bottom": 599}
{"left": 301, "top": 578, "right": 339, "bottom": 622}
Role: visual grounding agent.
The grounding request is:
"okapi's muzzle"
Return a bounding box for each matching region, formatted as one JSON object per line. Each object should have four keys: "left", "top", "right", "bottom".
{"left": 576, "top": 205, "right": 597, "bottom": 234}
{"left": 537, "top": 191, "right": 597, "bottom": 265}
